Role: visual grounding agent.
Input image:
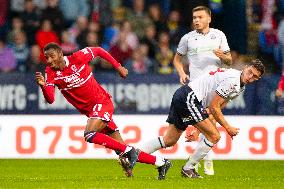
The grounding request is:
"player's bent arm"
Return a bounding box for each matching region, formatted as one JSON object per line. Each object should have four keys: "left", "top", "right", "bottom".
{"left": 173, "top": 53, "right": 186, "bottom": 77}
{"left": 221, "top": 52, "right": 232, "bottom": 66}
{"left": 208, "top": 92, "right": 231, "bottom": 130}
{"left": 41, "top": 85, "right": 55, "bottom": 104}
{"left": 89, "top": 47, "right": 121, "bottom": 69}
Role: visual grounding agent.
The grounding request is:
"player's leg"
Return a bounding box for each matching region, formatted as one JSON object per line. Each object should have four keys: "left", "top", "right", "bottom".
{"left": 182, "top": 119, "right": 220, "bottom": 178}
{"left": 139, "top": 124, "right": 183, "bottom": 153}
{"left": 108, "top": 121, "right": 172, "bottom": 179}
{"left": 84, "top": 118, "right": 139, "bottom": 169}
{"left": 202, "top": 133, "right": 214, "bottom": 175}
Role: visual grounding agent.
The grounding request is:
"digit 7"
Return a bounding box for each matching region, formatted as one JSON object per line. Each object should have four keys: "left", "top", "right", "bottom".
{"left": 43, "top": 126, "right": 62, "bottom": 154}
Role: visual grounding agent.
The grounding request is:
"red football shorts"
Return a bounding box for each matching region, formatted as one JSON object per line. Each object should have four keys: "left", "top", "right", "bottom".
{"left": 88, "top": 101, "right": 118, "bottom": 134}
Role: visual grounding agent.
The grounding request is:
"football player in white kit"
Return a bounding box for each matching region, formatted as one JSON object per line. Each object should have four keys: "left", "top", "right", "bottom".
{"left": 172, "top": 6, "right": 232, "bottom": 175}
{"left": 139, "top": 59, "right": 265, "bottom": 178}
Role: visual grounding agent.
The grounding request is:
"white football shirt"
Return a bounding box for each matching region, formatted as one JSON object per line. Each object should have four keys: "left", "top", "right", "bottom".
{"left": 189, "top": 68, "right": 245, "bottom": 108}
{"left": 177, "top": 28, "right": 230, "bottom": 81}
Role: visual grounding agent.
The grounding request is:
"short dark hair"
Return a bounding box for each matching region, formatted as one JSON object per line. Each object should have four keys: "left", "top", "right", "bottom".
{"left": 43, "top": 42, "right": 62, "bottom": 52}
{"left": 192, "top": 6, "right": 211, "bottom": 16}
{"left": 250, "top": 59, "right": 265, "bottom": 76}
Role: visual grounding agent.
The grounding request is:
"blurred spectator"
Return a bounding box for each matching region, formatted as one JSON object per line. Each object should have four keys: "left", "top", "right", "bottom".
{"left": 33, "top": 0, "right": 47, "bottom": 10}
{"left": 148, "top": 4, "right": 167, "bottom": 33}
{"left": 155, "top": 32, "right": 174, "bottom": 74}
{"left": 26, "top": 45, "right": 45, "bottom": 72}
{"left": 35, "top": 19, "right": 60, "bottom": 61}
{"left": 10, "top": 0, "right": 25, "bottom": 15}
{"left": 88, "top": 21, "right": 103, "bottom": 43}
{"left": 10, "top": 31, "right": 29, "bottom": 72}
{"left": 0, "top": 0, "right": 9, "bottom": 37}
{"left": 140, "top": 24, "right": 158, "bottom": 59}
{"left": 59, "top": 0, "right": 90, "bottom": 28}
{"left": 113, "top": 20, "right": 139, "bottom": 50}
{"left": 72, "top": 16, "right": 89, "bottom": 49}
{"left": 86, "top": 32, "right": 99, "bottom": 47}
{"left": 126, "top": 0, "right": 153, "bottom": 39}
{"left": 27, "top": 45, "right": 45, "bottom": 73}
{"left": 278, "top": 14, "right": 284, "bottom": 69}
{"left": 101, "top": 21, "right": 120, "bottom": 51}
{"left": 125, "top": 44, "right": 153, "bottom": 74}
{"left": 21, "top": 0, "right": 40, "bottom": 45}
{"left": 0, "top": 37, "right": 17, "bottom": 73}
{"left": 167, "top": 10, "right": 184, "bottom": 49}
{"left": 60, "top": 30, "right": 78, "bottom": 55}
{"left": 110, "top": 31, "right": 133, "bottom": 65}
{"left": 90, "top": 0, "right": 113, "bottom": 27}
{"left": 41, "top": 0, "right": 64, "bottom": 33}
{"left": 7, "top": 17, "right": 24, "bottom": 45}
{"left": 276, "top": 70, "right": 284, "bottom": 98}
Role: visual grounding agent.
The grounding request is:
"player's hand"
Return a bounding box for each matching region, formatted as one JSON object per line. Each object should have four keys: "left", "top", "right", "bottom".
{"left": 35, "top": 72, "right": 45, "bottom": 86}
{"left": 225, "top": 126, "right": 239, "bottom": 139}
{"left": 117, "top": 66, "right": 128, "bottom": 79}
{"left": 179, "top": 73, "right": 190, "bottom": 85}
{"left": 214, "top": 48, "right": 225, "bottom": 59}
{"left": 185, "top": 129, "right": 200, "bottom": 142}
{"left": 275, "top": 89, "right": 283, "bottom": 98}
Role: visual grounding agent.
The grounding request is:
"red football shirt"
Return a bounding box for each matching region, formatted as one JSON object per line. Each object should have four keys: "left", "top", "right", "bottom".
{"left": 42, "top": 47, "right": 121, "bottom": 116}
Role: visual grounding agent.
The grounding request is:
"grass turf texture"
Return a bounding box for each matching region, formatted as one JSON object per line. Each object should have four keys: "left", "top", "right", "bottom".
{"left": 0, "top": 159, "right": 283, "bottom": 189}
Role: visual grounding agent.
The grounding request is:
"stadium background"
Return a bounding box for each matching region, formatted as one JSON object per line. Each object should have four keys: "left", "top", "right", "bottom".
{"left": 0, "top": 0, "right": 283, "bottom": 188}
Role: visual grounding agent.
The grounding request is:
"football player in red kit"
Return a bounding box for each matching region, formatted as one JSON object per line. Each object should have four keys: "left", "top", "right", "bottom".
{"left": 35, "top": 42, "right": 171, "bottom": 180}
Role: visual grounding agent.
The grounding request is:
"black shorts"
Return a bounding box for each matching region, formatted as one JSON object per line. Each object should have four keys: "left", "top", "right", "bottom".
{"left": 166, "top": 85, "right": 209, "bottom": 131}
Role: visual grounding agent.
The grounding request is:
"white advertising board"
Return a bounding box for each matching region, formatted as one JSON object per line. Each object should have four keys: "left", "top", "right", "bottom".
{"left": 0, "top": 115, "right": 283, "bottom": 159}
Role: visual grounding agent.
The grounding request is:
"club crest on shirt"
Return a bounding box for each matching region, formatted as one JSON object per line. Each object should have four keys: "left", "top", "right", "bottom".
{"left": 56, "top": 71, "right": 62, "bottom": 76}
{"left": 210, "top": 34, "right": 216, "bottom": 39}
{"left": 71, "top": 65, "right": 77, "bottom": 72}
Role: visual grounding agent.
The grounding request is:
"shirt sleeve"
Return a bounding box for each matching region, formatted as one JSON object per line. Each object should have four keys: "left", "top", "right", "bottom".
{"left": 176, "top": 34, "right": 188, "bottom": 56}
{"left": 219, "top": 31, "right": 230, "bottom": 53}
{"left": 41, "top": 68, "right": 55, "bottom": 104}
{"left": 74, "top": 47, "right": 121, "bottom": 69}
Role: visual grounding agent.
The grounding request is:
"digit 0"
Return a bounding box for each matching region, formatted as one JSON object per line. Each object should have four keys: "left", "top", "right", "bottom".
{"left": 16, "top": 126, "right": 36, "bottom": 154}
{"left": 275, "top": 127, "right": 284, "bottom": 154}
{"left": 123, "top": 126, "right": 141, "bottom": 144}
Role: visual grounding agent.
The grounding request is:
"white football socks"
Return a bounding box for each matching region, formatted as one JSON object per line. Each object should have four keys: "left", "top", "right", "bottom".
{"left": 184, "top": 136, "right": 213, "bottom": 170}
{"left": 200, "top": 134, "right": 213, "bottom": 161}
{"left": 139, "top": 136, "right": 166, "bottom": 154}
{"left": 155, "top": 156, "right": 166, "bottom": 167}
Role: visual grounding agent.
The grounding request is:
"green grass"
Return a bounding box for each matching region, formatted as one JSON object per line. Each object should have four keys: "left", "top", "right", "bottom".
{"left": 0, "top": 159, "right": 283, "bottom": 189}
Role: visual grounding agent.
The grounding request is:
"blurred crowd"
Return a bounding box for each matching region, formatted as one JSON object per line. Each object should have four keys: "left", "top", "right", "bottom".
{"left": 0, "top": 0, "right": 283, "bottom": 76}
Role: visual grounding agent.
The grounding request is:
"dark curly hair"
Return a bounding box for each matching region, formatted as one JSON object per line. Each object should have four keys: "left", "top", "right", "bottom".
{"left": 250, "top": 59, "right": 265, "bottom": 76}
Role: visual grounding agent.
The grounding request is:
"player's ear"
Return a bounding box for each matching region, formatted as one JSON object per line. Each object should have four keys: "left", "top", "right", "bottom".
{"left": 208, "top": 16, "right": 211, "bottom": 24}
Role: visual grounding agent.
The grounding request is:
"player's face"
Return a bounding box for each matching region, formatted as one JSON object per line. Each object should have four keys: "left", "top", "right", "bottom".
{"left": 241, "top": 66, "right": 261, "bottom": 84}
{"left": 44, "top": 49, "right": 63, "bottom": 70}
{"left": 192, "top": 10, "right": 211, "bottom": 31}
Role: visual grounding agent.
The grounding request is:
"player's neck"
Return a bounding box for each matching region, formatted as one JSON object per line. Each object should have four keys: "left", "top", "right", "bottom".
{"left": 196, "top": 27, "right": 210, "bottom": 35}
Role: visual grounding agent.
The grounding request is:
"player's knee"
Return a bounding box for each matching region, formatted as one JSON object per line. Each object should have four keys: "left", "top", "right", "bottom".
{"left": 84, "top": 131, "right": 96, "bottom": 143}
{"left": 163, "top": 137, "right": 177, "bottom": 147}
{"left": 210, "top": 133, "right": 221, "bottom": 144}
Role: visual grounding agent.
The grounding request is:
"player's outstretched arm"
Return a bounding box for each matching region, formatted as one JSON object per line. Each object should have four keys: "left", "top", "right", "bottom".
{"left": 209, "top": 93, "right": 239, "bottom": 138}
{"left": 35, "top": 72, "right": 55, "bottom": 104}
{"left": 89, "top": 47, "right": 121, "bottom": 69}
{"left": 116, "top": 66, "right": 128, "bottom": 79}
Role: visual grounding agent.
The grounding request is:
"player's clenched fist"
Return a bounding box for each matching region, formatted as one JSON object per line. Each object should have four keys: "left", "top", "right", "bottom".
{"left": 35, "top": 72, "right": 45, "bottom": 86}
{"left": 117, "top": 66, "right": 128, "bottom": 79}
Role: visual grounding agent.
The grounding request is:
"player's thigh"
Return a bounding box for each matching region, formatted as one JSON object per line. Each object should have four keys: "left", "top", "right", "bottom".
{"left": 85, "top": 118, "right": 107, "bottom": 132}
{"left": 163, "top": 124, "right": 184, "bottom": 147}
{"left": 194, "top": 118, "right": 220, "bottom": 144}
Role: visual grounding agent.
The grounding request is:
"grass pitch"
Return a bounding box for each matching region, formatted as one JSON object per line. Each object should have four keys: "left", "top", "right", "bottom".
{"left": 0, "top": 159, "right": 283, "bottom": 189}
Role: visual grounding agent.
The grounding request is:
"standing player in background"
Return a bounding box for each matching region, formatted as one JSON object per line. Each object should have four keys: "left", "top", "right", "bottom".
{"left": 172, "top": 6, "right": 232, "bottom": 175}
{"left": 35, "top": 43, "right": 171, "bottom": 180}
{"left": 139, "top": 60, "right": 265, "bottom": 178}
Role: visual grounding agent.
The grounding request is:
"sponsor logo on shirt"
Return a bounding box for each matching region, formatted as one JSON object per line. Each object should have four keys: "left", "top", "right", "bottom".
{"left": 182, "top": 116, "right": 193, "bottom": 122}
